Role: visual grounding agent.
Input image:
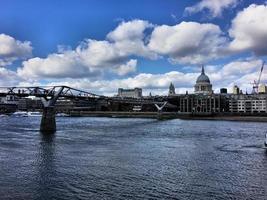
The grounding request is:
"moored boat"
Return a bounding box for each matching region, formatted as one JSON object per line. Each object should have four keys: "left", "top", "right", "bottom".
{"left": 56, "top": 113, "right": 69, "bottom": 117}
{"left": 27, "top": 111, "right": 42, "bottom": 117}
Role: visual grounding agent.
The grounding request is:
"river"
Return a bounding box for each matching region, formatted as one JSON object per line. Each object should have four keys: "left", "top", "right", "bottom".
{"left": 0, "top": 115, "right": 266, "bottom": 199}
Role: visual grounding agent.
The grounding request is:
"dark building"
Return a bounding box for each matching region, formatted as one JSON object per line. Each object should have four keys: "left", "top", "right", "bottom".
{"left": 220, "top": 88, "right": 227, "bottom": 94}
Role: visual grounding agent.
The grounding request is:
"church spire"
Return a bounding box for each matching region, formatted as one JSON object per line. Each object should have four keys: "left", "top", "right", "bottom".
{"left": 201, "top": 65, "right": 205, "bottom": 74}
{"left": 168, "top": 82, "right": 175, "bottom": 96}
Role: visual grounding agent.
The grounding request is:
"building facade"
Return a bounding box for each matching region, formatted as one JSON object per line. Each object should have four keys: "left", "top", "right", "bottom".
{"left": 229, "top": 94, "right": 267, "bottom": 113}
{"left": 118, "top": 88, "right": 142, "bottom": 98}
{"left": 176, "top": 94, "right": 227, "bottom": 114}
{"left": 233, "top": 85, "right": 240, "bottom": 95}
{"left": 259, "top": 84, "right": 267, "bottom": 94}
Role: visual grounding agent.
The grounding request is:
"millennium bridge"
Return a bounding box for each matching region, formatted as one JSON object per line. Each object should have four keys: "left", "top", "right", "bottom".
{"left": 0, "top": 86, "right": 170, "bottom": 133}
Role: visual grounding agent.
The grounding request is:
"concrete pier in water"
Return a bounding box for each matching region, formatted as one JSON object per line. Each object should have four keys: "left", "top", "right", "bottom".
{"left": 40, "top": 107, "right": 56, "bottom": 133}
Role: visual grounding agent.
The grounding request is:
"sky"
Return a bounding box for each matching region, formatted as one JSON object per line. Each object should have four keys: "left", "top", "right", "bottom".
{"left": 0, "top": 0, "right": 267, "bottom": 96}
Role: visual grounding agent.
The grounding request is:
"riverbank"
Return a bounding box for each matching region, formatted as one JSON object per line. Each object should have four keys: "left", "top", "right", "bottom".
{"left": 68, "top": 111, "right": 267, "bottom": 122}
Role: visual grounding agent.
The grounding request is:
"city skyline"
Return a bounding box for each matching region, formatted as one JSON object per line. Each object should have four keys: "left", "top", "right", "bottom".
{"left": 1, "top": 0, "right": 267, "bottom": 96}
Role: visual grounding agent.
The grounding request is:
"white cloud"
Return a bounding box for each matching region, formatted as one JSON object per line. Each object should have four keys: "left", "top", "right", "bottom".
{"left": 17, "top": 39, "right": 140, "bottom": 79}
{"left": 115, "top": 59, "right": 137, "bottom": 76}
{"left": 220, "top": 59, "right": 262, "bottom": 77}
{"left": 0, "top": 67, "right": 23, "bottom": 86}
{"left": 0, "top": 34, "right": 32, "bottom": 67}
{"left": 18, "top": 51, "right": 96, "bottom": 79}
{"left": 44, "top": 71, "right": 198, "bottom": 96}
{"left": 107, "top": 20, "right": 152, "bottom": 42}
{"left": 148, "top": 22, "right": 228, "bottom": 64}
{"left": 185, "top": 0, "right": 239, "bottom": 18}
{"left": 19, "top": 19, "right": 232, "bottom": 79}
{"left": 17, "top": 20, "right": 156, "bottom": 79}
{"left": 107, "top": 20, "right": 157, "bottom": 59}
{"left": 229, "top": 4, "right": 267, "bottom": 55}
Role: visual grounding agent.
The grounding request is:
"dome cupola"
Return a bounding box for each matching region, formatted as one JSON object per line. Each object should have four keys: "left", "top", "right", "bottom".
{"left": 196, "top": 66, "right": 210, "bottom": 83}
{"left": 194, "top": 65, "right": 212, "bottom": 94}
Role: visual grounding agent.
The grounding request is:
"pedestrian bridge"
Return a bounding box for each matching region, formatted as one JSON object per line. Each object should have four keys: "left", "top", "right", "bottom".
{"left": 0, "top": 86, "right": 169, "bottom": 133}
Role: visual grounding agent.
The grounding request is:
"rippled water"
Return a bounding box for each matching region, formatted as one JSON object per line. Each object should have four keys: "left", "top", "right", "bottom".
{"left": 0, "top": 115, "right": 267, "bottom": 199}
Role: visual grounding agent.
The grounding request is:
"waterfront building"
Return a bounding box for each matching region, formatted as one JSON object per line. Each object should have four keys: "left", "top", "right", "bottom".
{"left": 18, "top": 98, "right": 43, "bottom": 111}
{"left": 118, "top": 88, "right": 142, "bottom": 99}
{"left": 1, "top": 95, "right": 20, "bottom": 105}
{"left": 177, "top": 94, "right": 226, "bottom": 113}
{"left": 194, "top": 66, "right": 212, "bottom": 94}
{"left": 168, "top": 82, "right": 176, "bottom": 96}
{"left": 229, "top": 94, "right": 267, "bottom": 113}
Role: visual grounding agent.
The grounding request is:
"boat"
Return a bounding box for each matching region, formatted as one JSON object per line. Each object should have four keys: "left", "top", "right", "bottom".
{"left": 27, "top": 111, "right": 42, "bottom": 117}
{"left": 56, "top": 113, "right": 69, "bottom": 117}
{"left": 265, "top": 133, "right": 267, "bottom": 148}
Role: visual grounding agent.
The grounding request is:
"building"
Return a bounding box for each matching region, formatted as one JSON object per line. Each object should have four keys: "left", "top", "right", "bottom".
{"left": 229, "top": 94, "right": 267, "bottom": 113}
{"left": 168, "top": 82, "right": 176, "bottom": 96}
{"left": 118, "top": 88, "right": 142, "bottom": 98}
{"left": 259, "top": 84, "right": 267, "bottom": 94}
{"left": 194, "top": 66, "right": 212, "bottom": 94}
{"left": 177, "top": 94, "right": 226, "bottom": 113}
{"left": 175, "top": 67, "right": 227, "bottom": 114}
{"left": 220, "top": 88, "right": 227, "bottom": 94}
{"left": 233, "top": 85, "right": 240, "bottom": 94}
{"left": 18, "top": 98, "right": 43, "bottom": 111}
{"left": 0, "top": 95, "right": 19, "bottom": 105}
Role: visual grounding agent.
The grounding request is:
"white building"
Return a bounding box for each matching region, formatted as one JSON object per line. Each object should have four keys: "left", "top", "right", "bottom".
{"left": 259, "top": 84, "right": 267, "bottom": 94}
{"left": 229, "top": 94, "right": 267, "bottom": 113}
{"left": 232, "top": 85, "right": 240, "bottom": 95}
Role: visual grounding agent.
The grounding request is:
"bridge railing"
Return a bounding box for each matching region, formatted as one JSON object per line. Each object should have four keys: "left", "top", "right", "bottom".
{"left": 0, "top": 86, "right": 105, "bottom": 99}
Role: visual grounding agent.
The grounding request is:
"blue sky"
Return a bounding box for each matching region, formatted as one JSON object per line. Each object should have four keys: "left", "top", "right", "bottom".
{"left": 0, "top": 0, "right": 267, "bottom": 95}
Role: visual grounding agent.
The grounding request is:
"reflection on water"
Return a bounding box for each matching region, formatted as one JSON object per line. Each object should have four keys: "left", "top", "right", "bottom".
{"left": 0, "top": 116, "right": 267, "bottom": 199}
{"left": 36, "top": 134, "right": 56, "bottom": 200}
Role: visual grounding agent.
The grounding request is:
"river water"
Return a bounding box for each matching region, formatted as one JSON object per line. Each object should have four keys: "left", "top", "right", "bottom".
{"left": 0, "top": 115, "right": 266, "bottom": 199}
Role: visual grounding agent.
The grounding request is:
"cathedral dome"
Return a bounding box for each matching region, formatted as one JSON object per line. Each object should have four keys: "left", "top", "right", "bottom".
{"left": 196, "top": 66, "right": 210, "bottom": 83}
{"left": 194, "top": 65, "right": 212, "bottom": 94}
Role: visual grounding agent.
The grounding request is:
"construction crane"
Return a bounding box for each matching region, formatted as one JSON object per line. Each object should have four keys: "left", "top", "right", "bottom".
{"left": 252, "top": 61, "right": 265, "bottom": 94}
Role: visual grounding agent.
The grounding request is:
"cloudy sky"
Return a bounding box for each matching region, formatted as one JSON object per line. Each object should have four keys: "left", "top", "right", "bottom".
{"left": 0, "top": 0, "right": 267, "bottom": 96}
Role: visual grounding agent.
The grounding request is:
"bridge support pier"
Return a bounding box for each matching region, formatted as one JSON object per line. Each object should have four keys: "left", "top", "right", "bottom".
{"left": 155, "top": 102, "right": 167, "bottom": 120}
{"left": 157, "top": 110, "right": 163, "bottom": 120}
{"left": 40, "top": 86, "right": 64, "bottom": 134}
{"left": 40, "top": 107, "right": 56, "bottom": 133}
